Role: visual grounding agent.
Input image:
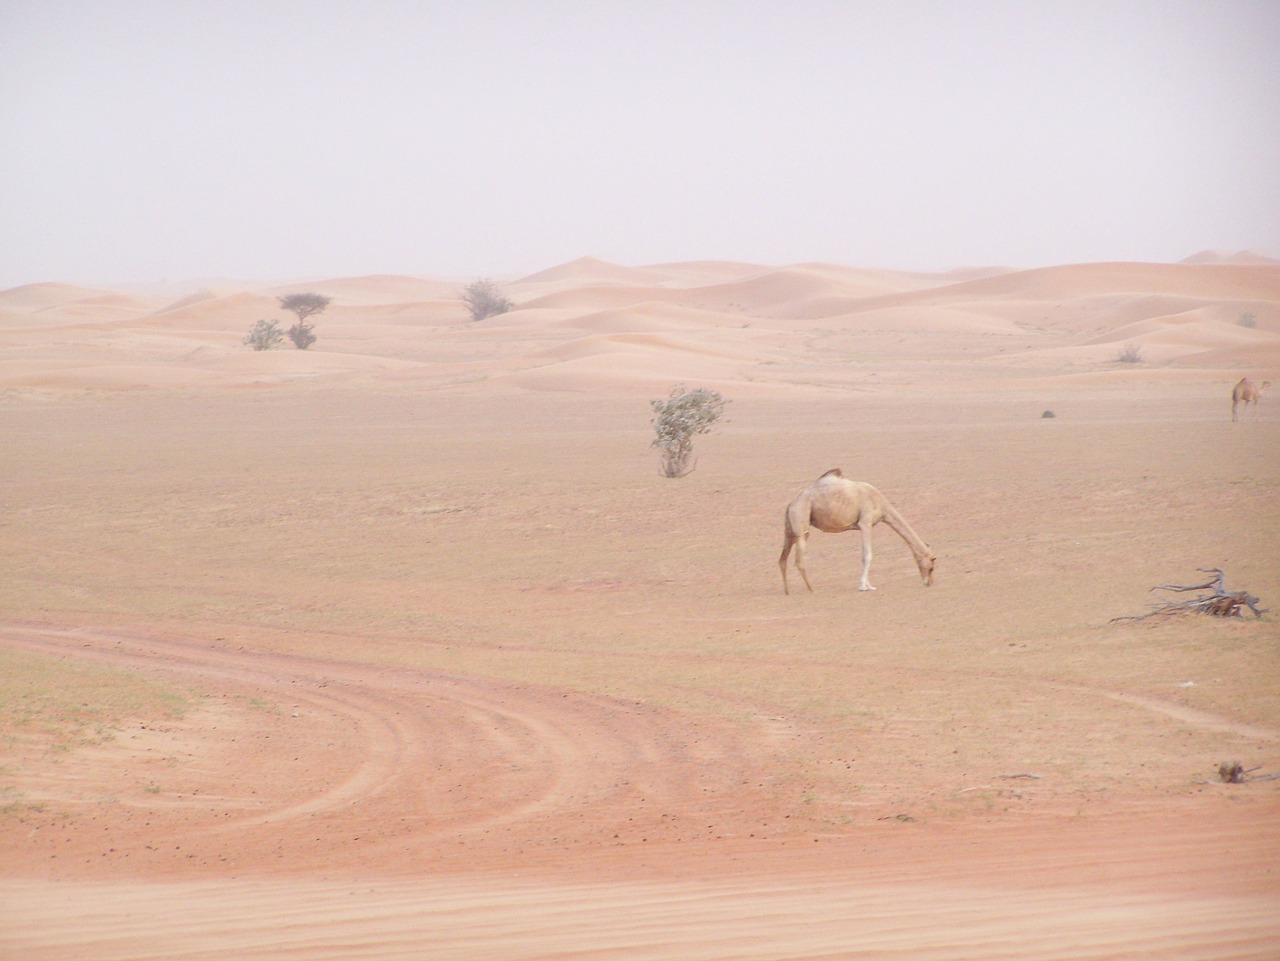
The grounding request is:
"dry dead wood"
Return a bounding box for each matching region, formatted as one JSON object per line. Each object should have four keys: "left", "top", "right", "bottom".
{"left": 1112, "top": 568, "right": 1264, "bottom": 622}
{"left": 1216, "top": 761, "right": 1280, "bottom": 783}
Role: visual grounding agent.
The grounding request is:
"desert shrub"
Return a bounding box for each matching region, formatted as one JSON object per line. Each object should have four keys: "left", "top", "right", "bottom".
{"left": 461, "top": 278, "right": 513, "bottom": 321}
{"left": 1239, "top": 312, "right": 1257, "bottom": 328}
{"left": 277, "top": 292, "right": 329, "bottom": 349}
{"left": 1116, "top": 342, "right": 1143, "bottom": 364}
{"left": 650, "top": 385, "right": 728, "bottom": 478}
{"left": 287, "top": 322, "right": 317, "bottom": 349}
{"left": 244, "top": 319, "right": 283, "bottom": 351}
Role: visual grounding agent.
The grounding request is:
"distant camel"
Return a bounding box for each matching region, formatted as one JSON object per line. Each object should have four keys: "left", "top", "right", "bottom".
{"left": 1231, "top": 377, "right": 1271, "bottom": 421}
{"left": 779, "top": 469, "right": 936, "bottom": 593}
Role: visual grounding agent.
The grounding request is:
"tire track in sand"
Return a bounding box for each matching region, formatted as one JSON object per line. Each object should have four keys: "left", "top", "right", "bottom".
{"left": 0, "top": 625, "right": 746, "bottom": 868}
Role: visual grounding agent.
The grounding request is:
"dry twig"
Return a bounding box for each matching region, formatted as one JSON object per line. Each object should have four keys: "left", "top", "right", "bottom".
{"left": 1111, "top": 568, "right": 1264, "bottom": 622}
{"left": 1218, "top": 761, "right": 1265, "bottom": 784}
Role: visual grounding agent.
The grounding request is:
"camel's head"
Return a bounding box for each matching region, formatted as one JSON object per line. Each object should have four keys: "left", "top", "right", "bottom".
{"left": 918, "top": 552, "right": 936, "bottom": 587}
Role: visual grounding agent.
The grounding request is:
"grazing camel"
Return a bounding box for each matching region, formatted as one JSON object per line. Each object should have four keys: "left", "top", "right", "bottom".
{"left": 1231, "top": 378, "right": 1271, "bottom": 421}
{"left": 779, "top": 469, "right": 936, "bottom": 593}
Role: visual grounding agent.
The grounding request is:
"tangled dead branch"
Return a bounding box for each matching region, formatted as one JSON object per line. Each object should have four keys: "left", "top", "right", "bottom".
{"left": 1111, "top": 568, "right": 1264, "bottom": 622}
{"left": 1216, "top": 761, "right": 1280, "bottom": 783}
{"left": 1218, "top": 761, "right": 1251, "bottom": 783}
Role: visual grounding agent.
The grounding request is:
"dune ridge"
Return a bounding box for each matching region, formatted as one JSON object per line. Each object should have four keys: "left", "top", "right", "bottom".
{"left": 1, "top": 256, "right": 1275, "bottom": 396}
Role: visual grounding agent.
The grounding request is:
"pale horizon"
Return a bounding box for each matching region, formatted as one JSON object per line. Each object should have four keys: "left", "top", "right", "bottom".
{"left": 2, "top": 0, "right": 1278, "bottom": 288}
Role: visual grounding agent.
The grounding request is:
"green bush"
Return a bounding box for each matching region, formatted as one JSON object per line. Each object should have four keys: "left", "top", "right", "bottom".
{"left": 650, "top": 385, "right": 728, "bottom": 478}
{"left": 287, "top": 322, "right": 317, "bottom": 349}
{"left": 243, "top": 319, "right": 283, "bottom": 351}
{"left": 461, "top": 278, "right": 514, "bottom": 321}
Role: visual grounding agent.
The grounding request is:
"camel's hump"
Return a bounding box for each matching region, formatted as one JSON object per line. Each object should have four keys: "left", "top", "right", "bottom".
{"left": 818, "top": 467, "right": 843, "bottom": 479}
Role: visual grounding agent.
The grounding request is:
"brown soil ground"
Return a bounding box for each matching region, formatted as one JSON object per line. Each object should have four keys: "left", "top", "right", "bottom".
{"left": 2, "top": 260, "right": 1278, "bottom": 958}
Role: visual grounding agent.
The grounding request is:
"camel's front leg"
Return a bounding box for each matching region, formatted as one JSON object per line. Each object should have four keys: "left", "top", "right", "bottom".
{"left": 858, "top": 530, "right": 875, "bottom": 591}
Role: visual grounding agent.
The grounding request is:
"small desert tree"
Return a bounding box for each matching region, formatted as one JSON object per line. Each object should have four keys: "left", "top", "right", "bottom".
{"left": 650, "top": 385, "right": 729, "bottom": 478}
{"left": 278, "top": 292, "right": 330, "bottom": 349}
{"left": 461, "top": 278, "right": 513, "bottom": 321}
{"left": 244, "top": 319, "right": 283, "bottom": 351}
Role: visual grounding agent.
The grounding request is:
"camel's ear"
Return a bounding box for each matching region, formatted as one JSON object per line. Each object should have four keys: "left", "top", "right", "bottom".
{"left": 819, "top": 467, "right": 843, "bottom": 479}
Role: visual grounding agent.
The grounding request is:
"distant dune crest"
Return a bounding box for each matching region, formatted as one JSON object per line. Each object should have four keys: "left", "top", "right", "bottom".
{"left": 1, "top": 256, "right": 1276, "bottom": 393}
{"left": 1180, "top": 249, "right": 1279, "bottom": 266}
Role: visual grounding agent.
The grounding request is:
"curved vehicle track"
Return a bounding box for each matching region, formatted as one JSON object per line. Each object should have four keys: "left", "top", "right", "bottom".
{"left": 0, "top": 625, "right": 773, "bottom": 875}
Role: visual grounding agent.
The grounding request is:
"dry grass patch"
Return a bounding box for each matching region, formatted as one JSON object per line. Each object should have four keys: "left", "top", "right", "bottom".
{"left": 0, "top": 647, "right": 190, "bottom": 757}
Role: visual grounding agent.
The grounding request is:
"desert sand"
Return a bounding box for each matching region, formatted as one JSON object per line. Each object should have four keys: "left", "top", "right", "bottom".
{"left": 2, "top": 254, "right": 1278, "bottom": 959}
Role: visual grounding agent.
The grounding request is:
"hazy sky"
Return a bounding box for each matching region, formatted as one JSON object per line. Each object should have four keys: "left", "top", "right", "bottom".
{"left": 2, "top": 1, "right": 1278, "bottom": 286}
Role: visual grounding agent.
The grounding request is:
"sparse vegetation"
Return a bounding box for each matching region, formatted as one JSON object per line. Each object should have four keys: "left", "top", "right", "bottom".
{"left": 287, "top": 322, "right": 317, "bottom": 350}
{"left": 650, "top": 384, "right": 728, "bottom": 478}
{"left": 1116, "top": 342, "right": 1143, "bottom": 364}
{"left": 1239, "top": 312, "right": 1257, "bottom": 328}
{"left": 0, "top": 647, "right": 189, "bottom": 758}
{"left": 278, "top": 292, "right": 330, "bottom": 349}
{"left": 461, "top": 278, "right": 514, "bottom": 321}
{"left": 278, "top": 293, "right": 331, "bottom": 324}
{"left": 244, "top": 319, "right": 284, "bottom": 351}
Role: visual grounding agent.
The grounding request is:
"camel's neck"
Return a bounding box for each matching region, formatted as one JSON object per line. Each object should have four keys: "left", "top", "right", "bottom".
{"left": 881, "top": 501, "right": 931, "bottom": 561}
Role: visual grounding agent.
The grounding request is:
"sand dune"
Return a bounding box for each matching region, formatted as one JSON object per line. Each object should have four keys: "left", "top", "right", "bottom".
{"left": 1182, "top": 249, "right": 1280, "bottom": 266}
{"left": 1084, "top": 311, "right": 1260, "bottom": 348}
{"left": 909, "top": 261, "right": 1280, "bottom": 304}
{"left": 142, "top": 290, "right": 281, "bottom": 330}
{"left": 515, "top": 256, "right": 774, "bottom": 292}
{"left": 829, "top": 303, "right": 1026, "bottom": 335}
{"left": 638, "top": 259, "right": 776, "bottom": 286}
{"left": 517, "top": 283, "right": 688, "bottom": 313}
{"left": 671, "top": 264, "right": 918, "bottom": 320}
{"left": 152, "top": 287, "right": 224, "bottom": 315}
{"left": 3, "top": 257, "right": 1274, "bottom": 395}
{"left": 0, "top": 281, "right": 119, "bottom": 311}
{"left": 554, "top": 301, "right": 752, "bottom": 334}
{"left": 516, "top": 255, "right": 679, "bottom": 287}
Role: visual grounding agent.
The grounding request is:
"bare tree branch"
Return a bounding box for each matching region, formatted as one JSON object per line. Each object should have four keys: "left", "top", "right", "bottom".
{"left": 1112, "top": 568, "right": 1264, "bottom": 622}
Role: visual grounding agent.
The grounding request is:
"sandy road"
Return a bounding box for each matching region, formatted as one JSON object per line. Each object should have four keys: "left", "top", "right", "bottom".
{"left": 4, "top": 873, "right": 1278, "bottom": 961}
{"left": 0, "top": 624, "right": 779, "bottom": 875}
{"left": 3, "top": 624, "right": 1279, "bottom": 959}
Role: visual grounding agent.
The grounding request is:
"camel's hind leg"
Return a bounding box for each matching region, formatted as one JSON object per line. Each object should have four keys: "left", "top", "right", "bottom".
{"left": 794, "top": 534, "right": 814, "bottom": 592}
{"left": 778, "top": 534, "right": 794, "bottom": 594}
{"left": 780, "top": 497, "right": 815, "bottom": 594}
{"left": 779, "top": 531, "right": 814, "bottom": 594}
